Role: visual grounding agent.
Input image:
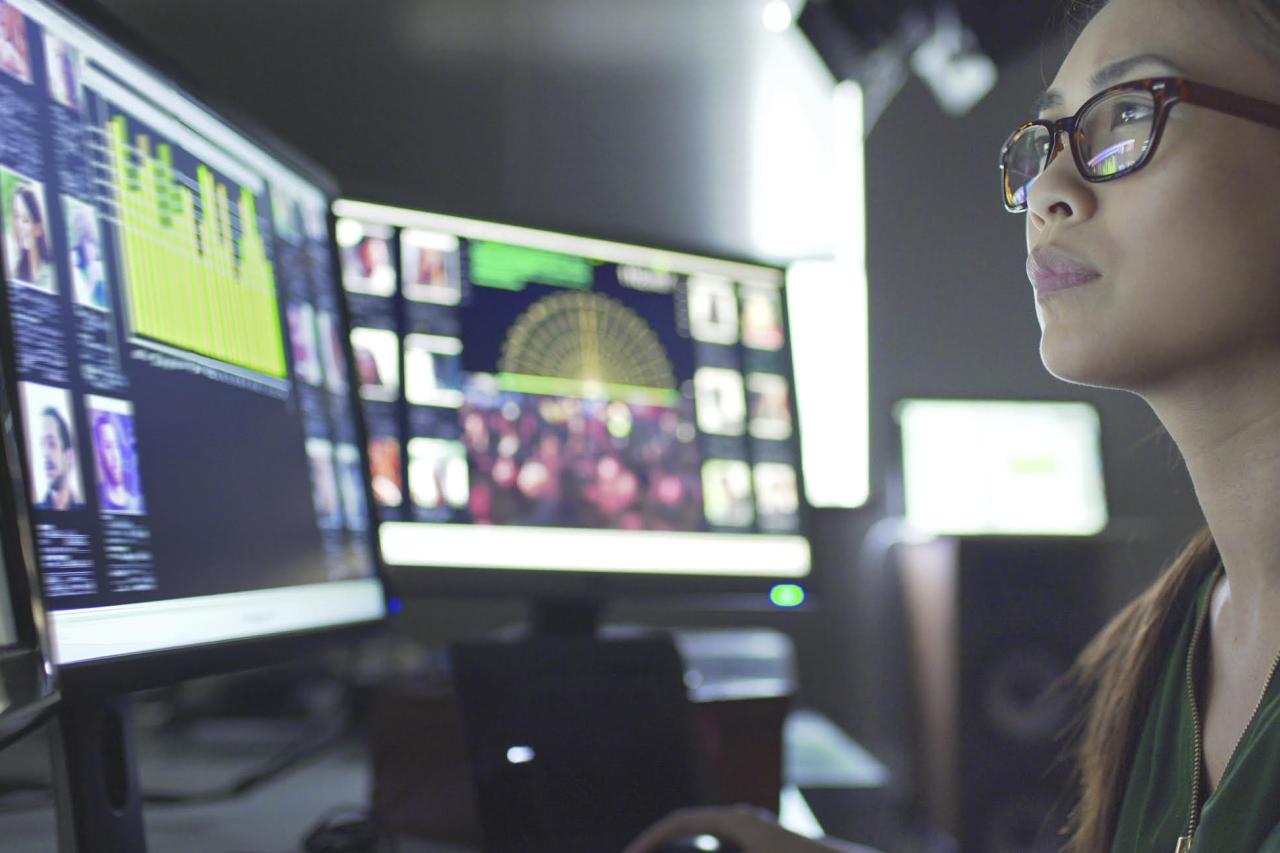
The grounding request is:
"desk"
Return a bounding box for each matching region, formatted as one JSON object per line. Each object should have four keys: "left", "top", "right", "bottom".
{"left": 0, "top": 710, "right": 884, "bottom": 852}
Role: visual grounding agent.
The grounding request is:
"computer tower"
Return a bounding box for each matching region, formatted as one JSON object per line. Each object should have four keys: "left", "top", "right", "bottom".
{"left": 896, "top": 537, "right": 1104, "bottom": 853}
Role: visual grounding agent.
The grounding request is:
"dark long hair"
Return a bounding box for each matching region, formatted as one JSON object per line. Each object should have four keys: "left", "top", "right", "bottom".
{"left": 12, "top": 185, "right": 51, "bottom": 275}
{"left": 1064, "top": 527, "right": 1217, "bottom": 851}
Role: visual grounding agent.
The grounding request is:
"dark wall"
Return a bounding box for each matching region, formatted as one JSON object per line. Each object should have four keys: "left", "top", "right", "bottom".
{"left": 89, "top": 0, "right": 1205, "bottom": 768}
{"left": 89, "top": 0, "right": 757, "bottom": 255}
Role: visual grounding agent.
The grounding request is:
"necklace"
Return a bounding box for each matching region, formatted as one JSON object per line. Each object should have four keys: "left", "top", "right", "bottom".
{"left": 1176, "top": 566, "right": 1280, "bottom": 853}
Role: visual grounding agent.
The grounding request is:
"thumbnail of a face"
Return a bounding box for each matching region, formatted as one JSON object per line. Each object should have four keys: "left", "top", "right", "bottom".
{"left": 747, "top": 373, "right": 792, "bottom": 440}
{"left": 401, "top": 229, "right": 462, "bottom": 305}
{"left": 702, "top": 459, "right": 754, "bottom": 528}
{"left": 694, "top": 367, "right": 746, "bottom": 436}
{"left": 337, "top": 219, "right": 396, "bottom": 297}
{"left": 350, "top": 327, "right": 401, "bottom": 401}
{"left": 687, "top": 275, "right": 739, "bottom": 345}
{"left": 741, "top": 283, "right": 785, "bottom": 351}
{"left": 754, "top": 462, "right": 799, "bottom": 517}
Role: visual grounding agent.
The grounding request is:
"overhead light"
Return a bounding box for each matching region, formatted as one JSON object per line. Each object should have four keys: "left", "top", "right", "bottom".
{"left": 909, "top": 6, "right": 997, "bottom": 116}
{"left": 762, "top": 0, "right": 794, "bottom": 33}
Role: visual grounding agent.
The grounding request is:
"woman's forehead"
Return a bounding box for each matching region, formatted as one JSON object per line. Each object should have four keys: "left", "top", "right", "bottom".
{"left": 1051, "top": 0, "right": 1273, "bottom": 99}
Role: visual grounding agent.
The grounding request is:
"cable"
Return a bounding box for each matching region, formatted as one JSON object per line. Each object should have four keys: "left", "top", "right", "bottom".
{"left": 143, "top": 710, "right": 351, "bottom": 806}
{"left": 303, "top": 805, "right": 387, "bottom": 853}
{"left": 0, "top": 701, "right": 59, "bottom": 753}
{"left": 0, "top": 703, "right": 61, "bottom": 814}
{"left": 0, "top": 707, "right": 353, "bottom": 811}
{"left": 0, "top": 787, "right": 53, "bottom": 814}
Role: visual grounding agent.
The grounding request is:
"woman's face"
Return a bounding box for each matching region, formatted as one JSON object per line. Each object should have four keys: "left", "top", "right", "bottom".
{"left": 98, "top": 422, "right": 124, "bottom": 487}
{"left": 1027, "top": 0, "right": 1280, "bottom": 392}
{"left": 75, "top": 215, "right": 98, "bottom": 262}
{"left": 11, "top": 193, "right": 35, "bottom": 251}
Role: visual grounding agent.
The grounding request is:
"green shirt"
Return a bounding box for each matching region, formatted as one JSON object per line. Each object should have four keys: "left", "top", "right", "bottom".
{"left": 1112, "top": 566, "right": 1280, "bottom": 852}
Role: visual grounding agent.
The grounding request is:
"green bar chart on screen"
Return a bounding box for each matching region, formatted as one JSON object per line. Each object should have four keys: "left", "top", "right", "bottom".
{"left": 106, "top": 114, "right": 285, "bottom": 379}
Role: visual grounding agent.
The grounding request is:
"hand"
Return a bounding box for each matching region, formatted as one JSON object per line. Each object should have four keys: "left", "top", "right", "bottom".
{"left": 622, "top": 805, "right": 876, "bottom": 853}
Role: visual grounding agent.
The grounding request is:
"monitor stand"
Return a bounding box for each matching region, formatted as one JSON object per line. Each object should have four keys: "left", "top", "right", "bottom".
{"left": 529, "top": 598, "right": 603, "bottom": 638}
{"left": 50, "top": 694, "right": 147, "bottom": 852}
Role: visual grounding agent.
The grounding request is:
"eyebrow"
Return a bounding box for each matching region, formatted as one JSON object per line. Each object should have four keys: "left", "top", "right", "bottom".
{"left": 1031, "top": 53, "right": 1187, "bottom": 115}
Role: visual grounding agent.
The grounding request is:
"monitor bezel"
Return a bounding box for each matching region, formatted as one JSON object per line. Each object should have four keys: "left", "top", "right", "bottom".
{"left": 0, "top": 363, "right": 59, "bottom": 734}
{"left": 0, "top": 0, "right": 390, "bottom": 698}
{"left": 334, "top": 195, "right": 818, "bottom": 606}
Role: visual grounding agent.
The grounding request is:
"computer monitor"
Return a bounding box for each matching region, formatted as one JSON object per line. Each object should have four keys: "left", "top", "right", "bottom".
{"left": 895, "top": 398, "right": 1109, "bottom": 537}
{"left": 332, "top": 200, "right": 811, "bottom": 603}
{"left": 0, "top": 0, "right": 385, "bottom": 693}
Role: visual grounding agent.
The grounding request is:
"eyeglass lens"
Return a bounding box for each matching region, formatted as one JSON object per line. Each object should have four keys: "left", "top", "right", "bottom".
{"left": 1003, "top": 87, "right": 1158, "bottom": 209}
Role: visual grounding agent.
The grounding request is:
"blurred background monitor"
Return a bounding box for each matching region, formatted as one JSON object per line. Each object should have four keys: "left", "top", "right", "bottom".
{"left": 0, "top": 0, "right": 385, "bottom": 694}
{"left": 332, "top": 199, "right": 811, "bottom": 602}
{"left": 895, "top": 399, "right": 1108, "bottom": 537}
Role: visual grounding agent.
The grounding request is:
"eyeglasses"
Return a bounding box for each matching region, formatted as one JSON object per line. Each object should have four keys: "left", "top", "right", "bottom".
{"left": 999, "top": 76, "right": 1280, "bottom": 212}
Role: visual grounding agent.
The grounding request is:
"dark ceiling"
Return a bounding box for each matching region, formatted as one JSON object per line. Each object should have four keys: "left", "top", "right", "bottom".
{"left": 803, "top": 0, "right": 1080, "bottom": 67}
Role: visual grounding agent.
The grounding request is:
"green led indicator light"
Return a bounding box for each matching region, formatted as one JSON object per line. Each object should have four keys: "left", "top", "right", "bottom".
{"left": 770, "top": 584, "right": 805, "bottom": 608}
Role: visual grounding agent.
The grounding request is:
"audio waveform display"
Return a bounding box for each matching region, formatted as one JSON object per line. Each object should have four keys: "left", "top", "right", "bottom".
{"left": 105, "top": 114, "right": 286, "bottom": 378}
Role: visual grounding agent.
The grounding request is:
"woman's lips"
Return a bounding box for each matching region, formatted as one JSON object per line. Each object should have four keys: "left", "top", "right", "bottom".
{"left": 1027, "top": 246, "right": 1101, "bottom": 295}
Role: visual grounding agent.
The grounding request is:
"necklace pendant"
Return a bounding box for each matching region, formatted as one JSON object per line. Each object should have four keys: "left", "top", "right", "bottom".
{"left": 1175, "top": 836, "right": 1192, "bottom": 853}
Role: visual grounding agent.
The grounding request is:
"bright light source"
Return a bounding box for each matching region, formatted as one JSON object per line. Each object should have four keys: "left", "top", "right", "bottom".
{"left": 787, "top": 261, "right": 869, "bottom": 509}
{"left": 694, "top": 835, "right": 723, "bottom": 852}
{"left": 506, "top": 746, "right": 536, "bottom": 765}
{"left": 785, "top": 81, "right": 869, "bottom": 510}
{"left": 380, "top": 523, "right": 809, "bottom": 574}
{"left": 909, "top": 10, "right": 998, "bottom": 116}
{"left": 762, "top": 0, "right": 793, "bottom": 32}
{"left": 335, "top": 217, "right": 364, "bottom": 247}
{"left": 897, "top": 400, "right": 1109, "bottom": 536}
{"left": 747, "top": 7, "right": 841, "bottom": 257}
{"left": 770, "top": 584, "right": 806, "bottom": 608}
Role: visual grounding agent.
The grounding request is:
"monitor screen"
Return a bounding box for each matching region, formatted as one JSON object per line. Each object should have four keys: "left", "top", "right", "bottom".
{"left": 896, "top": 399, "right": 1109, "bottom": 537}
{"left": 0, "top": 0, "right": 384, "bottom": 668}
{"left": 332, "top": 200, "right": 810, "bottom": 581}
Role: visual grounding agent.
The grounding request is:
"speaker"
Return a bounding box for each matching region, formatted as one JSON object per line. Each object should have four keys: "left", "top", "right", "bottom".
{"left": 896, "top": 537, "right": 1104, "bottom": 853}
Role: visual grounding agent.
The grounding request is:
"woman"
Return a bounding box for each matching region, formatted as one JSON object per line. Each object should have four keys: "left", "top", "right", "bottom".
{"left": 627, "top": 0, "right": 1280, "bottom": 850}
{"left": 9, "top": 183, "right": 52, "bottom": 290}
{"left": 93, "top": 414, "right": 142, "bottom": 514}
{"left": 69, "top": 205, "right": 107, "bottom": 309}
{"left": 0, "top": 5, "right": 29, "bottom": 82}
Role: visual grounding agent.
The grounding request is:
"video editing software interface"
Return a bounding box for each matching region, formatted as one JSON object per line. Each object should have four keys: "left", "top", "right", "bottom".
{"left": 0, "top": 0, "right": 384, "bottom": 666}
{"left": 333, "top": 200, "right": 811, "bottom": 578}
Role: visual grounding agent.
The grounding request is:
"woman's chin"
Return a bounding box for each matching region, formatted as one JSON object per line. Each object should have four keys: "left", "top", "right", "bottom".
{"left": 1039, "top": 339, "right": 1127, "bottom": 390}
